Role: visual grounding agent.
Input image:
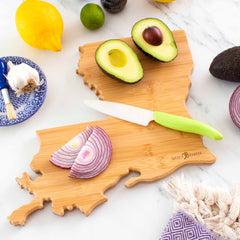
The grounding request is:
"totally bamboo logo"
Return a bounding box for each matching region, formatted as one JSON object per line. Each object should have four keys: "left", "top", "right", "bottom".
{"left": 171, "top": 151, "right": 202, "bottom": 160}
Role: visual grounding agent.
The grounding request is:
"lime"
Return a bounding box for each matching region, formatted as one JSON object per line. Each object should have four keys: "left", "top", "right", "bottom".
{"left": 80, "top": 3, "right": 105, "bottom": 30}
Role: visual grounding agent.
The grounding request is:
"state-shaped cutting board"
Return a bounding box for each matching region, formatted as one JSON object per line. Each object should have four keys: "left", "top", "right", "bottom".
{"left": 8, "top": 30, "right": 216, "bottom": 226}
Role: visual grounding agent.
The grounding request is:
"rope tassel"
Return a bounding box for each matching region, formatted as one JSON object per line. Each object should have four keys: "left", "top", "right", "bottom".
{"left": 161, "top": 175, "right": 240, "bottom": 240}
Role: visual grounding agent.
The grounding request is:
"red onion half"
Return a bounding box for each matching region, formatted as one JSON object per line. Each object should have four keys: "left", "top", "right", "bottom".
{"left": 229, "top": 85, "right": 240, "bottom": 128}
{"left": 69, "top": 126, "right": 112, "bottom": 178}
{"left": 50, "top": 126, "right": 94, "bottom": 168}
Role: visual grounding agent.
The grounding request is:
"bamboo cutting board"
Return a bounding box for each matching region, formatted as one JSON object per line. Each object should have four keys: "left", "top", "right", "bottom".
{"left": 8, "top": 30, "right": 216, "bottom": 226}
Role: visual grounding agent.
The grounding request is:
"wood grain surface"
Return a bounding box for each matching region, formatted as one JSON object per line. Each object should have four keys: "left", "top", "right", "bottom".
{"left": 8, "top": 30, "right": 216, "bottom": 226}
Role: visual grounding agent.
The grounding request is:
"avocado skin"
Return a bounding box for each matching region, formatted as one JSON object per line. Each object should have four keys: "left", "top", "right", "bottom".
{"left": 101, "top": 0, "right": 127, "bottom": 13}
{"left": 209, "top": 46, "right": 240, "bottom": 82}
{"left": 95, "top": 59, "right": 143, "bottom": 84}
{"left": 132, "top": 37, "right": 178, "bottom": 63}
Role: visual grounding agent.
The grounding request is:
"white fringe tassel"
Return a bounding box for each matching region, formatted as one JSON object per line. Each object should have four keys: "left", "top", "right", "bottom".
{"left": 162, "top": 175, "right": 240, "bottom": 240}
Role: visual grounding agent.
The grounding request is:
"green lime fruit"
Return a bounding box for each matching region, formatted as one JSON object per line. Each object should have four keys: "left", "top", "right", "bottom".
{"left": 80, "top": 3, "right": 105, "bottom": 30}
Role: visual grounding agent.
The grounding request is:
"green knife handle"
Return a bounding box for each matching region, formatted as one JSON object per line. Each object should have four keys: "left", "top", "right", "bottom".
{"left": 154, "top": 111, "right": 223, "bottom": 140}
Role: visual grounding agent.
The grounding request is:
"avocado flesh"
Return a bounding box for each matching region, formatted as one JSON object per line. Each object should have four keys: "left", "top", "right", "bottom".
{"left": 96, "top": 39, "right": 143, "bottom": 83}
{"left": 132, "top": 18, "right": 178, "bottom": 62}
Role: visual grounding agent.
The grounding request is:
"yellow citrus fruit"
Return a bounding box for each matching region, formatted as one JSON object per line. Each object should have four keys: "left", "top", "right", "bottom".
{"left": 15, "top": 0, "right": 63, "bottom": 52}
{"left": 153, "top": 0, "right": 175, "bottom": 2}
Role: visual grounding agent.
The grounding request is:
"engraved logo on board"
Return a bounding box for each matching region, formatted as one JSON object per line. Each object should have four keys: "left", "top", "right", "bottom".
{"left": 171, "top": 151, "right": 202, "bottom": 160}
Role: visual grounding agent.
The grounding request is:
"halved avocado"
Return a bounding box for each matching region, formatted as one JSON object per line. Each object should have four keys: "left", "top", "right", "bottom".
{"left": 131, "top": 18, "right": 178, "bottom": 62}
{"left": 95, "top": 39, "right": 143, "bottom": 83}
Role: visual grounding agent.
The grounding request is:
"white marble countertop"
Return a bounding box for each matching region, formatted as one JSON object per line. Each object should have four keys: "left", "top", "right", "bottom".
{"left": 1, "top": 0, "right": 240, "bottom": 239}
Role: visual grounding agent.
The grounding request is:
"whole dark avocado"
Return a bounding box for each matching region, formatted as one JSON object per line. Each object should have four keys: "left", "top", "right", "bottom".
{"left": 131, "top": 18, "right": 178, "bottom": 62}
{"left": 101, "top": 0, "right": 127, "bottom": 13}
{"left": 209, "top": 46, "right": 240, "bottom": 82}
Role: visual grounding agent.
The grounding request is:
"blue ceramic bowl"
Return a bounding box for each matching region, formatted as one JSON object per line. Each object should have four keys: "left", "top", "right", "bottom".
{"left": 0, "top": 56, "right": 47, "bottom": 126}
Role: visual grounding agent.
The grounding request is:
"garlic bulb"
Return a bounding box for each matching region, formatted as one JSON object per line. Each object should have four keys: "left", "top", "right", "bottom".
{"left": 6, "top": 61, "right": 41, "bottom": 96}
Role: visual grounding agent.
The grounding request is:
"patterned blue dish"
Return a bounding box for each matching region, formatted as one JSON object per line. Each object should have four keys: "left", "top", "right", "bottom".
{"left": 0, "top": 56, "right": 47, "bottom": 126}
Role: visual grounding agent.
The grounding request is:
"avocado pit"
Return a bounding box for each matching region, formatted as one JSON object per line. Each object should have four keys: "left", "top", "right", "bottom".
{"left": 143, "top": 26, "right": 163, "bottom": 46}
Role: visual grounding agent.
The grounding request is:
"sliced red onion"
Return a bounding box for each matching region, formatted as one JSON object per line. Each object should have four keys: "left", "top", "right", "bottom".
{"left": 50, "top": 126, "right": 94, "bottom": 168}
{"left": 229, "top": 85, "right": 240, "bottom": 128}
{"left": 69, "top": 126, "right": 112, "bottom": 178}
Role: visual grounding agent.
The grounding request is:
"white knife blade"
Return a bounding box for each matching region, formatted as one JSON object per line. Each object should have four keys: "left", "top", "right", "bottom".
{"left": 84, "top": 100, "right": 154, "bottom": 126}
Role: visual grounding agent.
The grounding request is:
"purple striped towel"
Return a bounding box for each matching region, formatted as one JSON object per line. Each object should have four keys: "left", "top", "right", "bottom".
{"left": 160, "top": 210, "right": 219, "bottom": 240}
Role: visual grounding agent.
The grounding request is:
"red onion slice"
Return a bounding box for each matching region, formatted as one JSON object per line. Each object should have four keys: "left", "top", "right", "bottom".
{"left": 50, "top": 126, "right": 94, "bottom": 168}
{"left": 69, "top": 126, "right": 112, "bottom": 178}
{"left": 229, "top": 85, "right": 240, "bottom": 128}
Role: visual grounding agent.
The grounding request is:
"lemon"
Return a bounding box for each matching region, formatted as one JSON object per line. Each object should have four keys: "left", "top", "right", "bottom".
{"left": 80, "top": 3, "right": 105, "bottom": 30}
{"left": 15, "top": 0, "right": 63, "bottom": 52}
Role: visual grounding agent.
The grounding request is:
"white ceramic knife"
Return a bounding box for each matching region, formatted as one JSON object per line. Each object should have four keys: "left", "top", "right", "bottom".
{"left": 84, "top": 100, "right": 223, "bottom": 140}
